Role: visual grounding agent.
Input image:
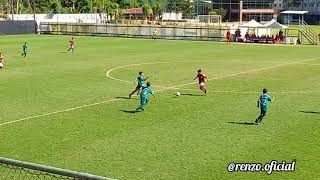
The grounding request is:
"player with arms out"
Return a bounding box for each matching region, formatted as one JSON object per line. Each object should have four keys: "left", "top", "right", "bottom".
{"left": 129, "top": 71, "right": 148, "bottom": 98}
{"left": 194, "top": 69, "right": 208, "bottom": 94}
{"left": 255, "top": 88, "right": 274, "bottom": 125}
{"left": 22, "top": 42, "right": 28, "bottom": 58}
{"left": 67, "top": 37, "right": 75, "bottom": 53}
{"left": 136, "top": 82, "right": 155, "bottom": 112}
{"left": 0, "top": 52, "right": 4, "bottom": 69}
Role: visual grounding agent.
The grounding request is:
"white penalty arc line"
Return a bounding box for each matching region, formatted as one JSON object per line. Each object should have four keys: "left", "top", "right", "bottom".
{"left": 1, "top": 57, "right": 319, "bottom": 127}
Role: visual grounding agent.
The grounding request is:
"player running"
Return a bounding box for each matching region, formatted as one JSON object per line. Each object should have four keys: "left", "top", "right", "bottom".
{"left": 22, "top": 42, "right": 28, "bottom": 58}
{"left": 67, "top": 37, "right": 75, "bottom": 53}
{"left": 129, "top": 71, "right": 148, "bottom": 98}
{"left": 194, "top": 69, "right": 208, "bottom": 94}
{"left": 255, "top": 88, "right": 274, "bottom": 125}
{"left": 0, "top": 52, "right": 4, "bottom": 69}
{"left": 136, "top": 82, "right": 155, "bottom": 112}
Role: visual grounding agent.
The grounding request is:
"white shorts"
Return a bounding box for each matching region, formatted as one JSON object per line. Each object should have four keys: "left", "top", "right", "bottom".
{"left": 200, "top": 82, "right": 205, "bottom": 86}
{"left": 0, "top": 63, "right": 3, "bottom": 68}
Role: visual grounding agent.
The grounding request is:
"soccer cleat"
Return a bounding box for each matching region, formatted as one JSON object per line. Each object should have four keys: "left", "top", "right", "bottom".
{"left": 129, "top": 94, "right": 132, "bottom": 99}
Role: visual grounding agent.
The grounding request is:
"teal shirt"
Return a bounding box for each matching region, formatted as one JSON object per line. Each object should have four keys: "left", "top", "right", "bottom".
{"left": 259, "top": 94, "right": 272, "bottom": 111}
{"left": 23, "top": 45, "right": 28, "bottom": 52}
{"left": 137, "top": 75, "right": 145, "bottom": 87}
{"left": 140, "top": 86, "right": 153, "bottom": 98}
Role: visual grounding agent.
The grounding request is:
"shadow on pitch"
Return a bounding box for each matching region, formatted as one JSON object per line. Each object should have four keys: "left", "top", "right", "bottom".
{"left": 227, "top": 121, "right": 257, "bottom": 125}
{"left": 116, "top": 96, "right": 131, "bottom": 100}
{"left": 176, "top": 93, "right": 204, "bottom": 97}
{"left": 59, "top": 51, "right": 68, "bottom": 54}
{"left": 120, "top": 110, "right": 136, "bottom": 113}
{"left": 299, "top": 111, "right": 320, "bottom": 114}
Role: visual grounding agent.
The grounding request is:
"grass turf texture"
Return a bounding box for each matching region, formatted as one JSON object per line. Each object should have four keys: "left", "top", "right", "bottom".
{"left": 0, "top": 35, "right": 319, "bottom": 179}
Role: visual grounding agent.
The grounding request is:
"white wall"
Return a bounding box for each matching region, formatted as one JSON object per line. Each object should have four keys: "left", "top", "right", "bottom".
{"left": 162, "top": 13, "right": 182, "bottom": 21}
{"left": 11, "top": 14, "right": 110, "bottom": 25}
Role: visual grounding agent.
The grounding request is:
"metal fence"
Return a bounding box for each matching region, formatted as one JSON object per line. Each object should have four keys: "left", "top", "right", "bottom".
{"left": 0, "top": 157, "right": 113, "bottom": 180}
{"left": 39, "top": 23, "right": 228, "bottom": 41}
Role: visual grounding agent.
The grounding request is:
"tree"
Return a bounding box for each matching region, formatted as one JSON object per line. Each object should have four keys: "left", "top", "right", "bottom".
{"left": 166, "top": 0, "right": 193, "bottom": 14}
{"left": 209, "top": 8, "right": 227, "bottom": 19}
{"left": 75, "top": 0, "right": 90, "bottom": 13}
{"left": 142, "top": 3, "right": 152, "bottom": 20}
{"left": 50, "top": 0, "right": 63, "bottom": 13}
{"left": 152, "top": 0, "right": 165, "bottom": 20}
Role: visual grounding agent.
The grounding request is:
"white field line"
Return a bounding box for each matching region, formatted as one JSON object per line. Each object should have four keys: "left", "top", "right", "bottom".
{"left": 177, "top": 88, "right": 320, "bottom": 94}
{"left": 1, "top": 57, "right": 319, "bottom": 127}
{"left": 158, "top": 57, "right": 320, "bottom": 91}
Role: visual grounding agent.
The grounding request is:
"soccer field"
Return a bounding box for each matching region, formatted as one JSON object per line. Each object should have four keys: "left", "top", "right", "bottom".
{"left": 0, "top": 35, "right": 319, "bottom": 179}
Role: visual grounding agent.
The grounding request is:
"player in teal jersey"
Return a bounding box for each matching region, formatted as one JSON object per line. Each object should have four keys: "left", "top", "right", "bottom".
{"left": 129, "top": 71, "right": 148, "bottom": 99}
{"left": 255, "top": 88, "right": 274, "bottom": 125}
{"left": 136, "top": 82, "right": 155, "bottom": 112}
{"left": 22, "top": 42, "right": 28, "bottom": 58}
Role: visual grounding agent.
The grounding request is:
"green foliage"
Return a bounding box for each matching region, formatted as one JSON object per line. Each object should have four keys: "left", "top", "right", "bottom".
{"left": 75, "top": 0, "right": 91, "bottom": 13}
{"left": 209, "top": 8, "right": 227, "bottom": 19}
{"left": 166, "top": 0, "right": 193, "bottom": 14}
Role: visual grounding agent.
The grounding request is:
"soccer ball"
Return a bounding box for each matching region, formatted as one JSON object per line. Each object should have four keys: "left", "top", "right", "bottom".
{"left": 176, "top": 92, "right": 180, "bottom": 96}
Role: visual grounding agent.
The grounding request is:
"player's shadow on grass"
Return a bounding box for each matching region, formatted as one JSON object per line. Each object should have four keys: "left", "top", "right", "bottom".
{"left": 120, "top": 110, "right": 136, "bottom": 113}
{"left": 299, "top": 111, "right": 320, "bottom": 114}
{"left": 175, "top": 93, "right": 205, "bottom": 97}
{"left": 227, "top": 121, "right": 257, "bottom": 125}
{"left": 116, "top": 96, "right": 130, "bottom": 100}
{"left": 59, "top": 51, "right": 68, "bottom": 54}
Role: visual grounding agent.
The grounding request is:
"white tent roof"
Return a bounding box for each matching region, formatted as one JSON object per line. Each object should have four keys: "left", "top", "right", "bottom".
{"left": 280, "top": 11, "right": 309, "bottom": 15}
{"left": 263, "top": 19, "right": 288, "bottom": 29}
{"left": 239, "top": 19, "right": 262, "bottom": 28}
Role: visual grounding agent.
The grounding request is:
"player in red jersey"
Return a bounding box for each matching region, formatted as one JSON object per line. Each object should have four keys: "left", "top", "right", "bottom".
{"left": 0, "top": 52, "right": 4, "bottom": 69}
{"left": 194, "top": 69, "right": 208, "bottom": 94}
{"left": 67, "top": 37, "right": 75, "bottom": 53}
{"left": 226, "top": 30, "right": 231, "bottom": 44}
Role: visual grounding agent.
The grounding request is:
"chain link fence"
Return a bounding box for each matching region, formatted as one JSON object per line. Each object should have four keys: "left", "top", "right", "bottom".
{"left": 39, "top": 22, "right": 228, "bottom": 41}
{"left": 0, "top": 157, "right": 113, "bottom": 180}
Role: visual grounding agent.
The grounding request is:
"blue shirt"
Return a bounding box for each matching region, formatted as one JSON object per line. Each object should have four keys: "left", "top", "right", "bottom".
{"left": 140, "top": 87, "right": 153, "bottom": 98}
{"left": 259, "top": 93, "right": 272, "bottom": 111}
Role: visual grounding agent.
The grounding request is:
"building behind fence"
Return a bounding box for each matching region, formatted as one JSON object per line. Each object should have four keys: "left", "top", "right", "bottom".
{"left": 39, "top": 23, "right": 228, "bottom": 41}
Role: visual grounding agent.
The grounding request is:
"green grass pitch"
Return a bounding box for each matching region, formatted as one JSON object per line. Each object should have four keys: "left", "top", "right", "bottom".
{"left": 0, "top": 35, "right": 319, "bottom": 179}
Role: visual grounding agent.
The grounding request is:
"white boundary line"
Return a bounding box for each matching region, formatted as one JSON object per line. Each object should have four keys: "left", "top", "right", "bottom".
{"left": 178, "top": 88, "right": 320, "bottom": 94}
{"left": 1, "top": 57, "right": 319, "bottom": 127}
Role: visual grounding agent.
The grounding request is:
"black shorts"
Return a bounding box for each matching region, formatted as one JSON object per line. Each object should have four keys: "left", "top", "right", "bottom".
{"left": 260, "top": 109, "right": 267, "bottom": 116}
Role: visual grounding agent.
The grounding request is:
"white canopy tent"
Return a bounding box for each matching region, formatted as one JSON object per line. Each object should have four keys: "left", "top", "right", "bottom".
{"left": 238, "top": 19, "right": 266, "bottom": 37}
{"left": 263, "top": 19, "right": 288, "bottom": 29}
{"left": 238, "top": 19, "right": 262, "bottom": 28}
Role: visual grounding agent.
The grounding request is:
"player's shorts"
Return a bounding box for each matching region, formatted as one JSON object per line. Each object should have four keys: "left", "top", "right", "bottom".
{"left": 0, "top": 63, "right": 3, "bottom": 68}
{"left": 70, "top": 45, "right": 74, "bottom": 48}
{"left": 199, "top": 82, "right": 205, "bottom": 86}
{"left": 136, "top": 85, "right": 143, "bottom": 90}
{"left": 140, "top": 96, "right": 148, "bottom": 106}
{"left": 260, "top": 109, "right": 267, "bottom": 116}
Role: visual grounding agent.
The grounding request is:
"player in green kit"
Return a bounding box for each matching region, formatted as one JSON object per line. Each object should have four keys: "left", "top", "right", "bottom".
{"left": 152, "top": 29, "right": 157, "bottom": 40}
{"left": 136, "top": 82, "right": 155, "bottom": 112}
{"left": 129, "top": 71, "right": 148, "bottom": 98}
{"left": 255, "top": 88, "right": 274, "bottom": 125}
{"left": 22, "top": 42, "right": 28, "bottom": 58}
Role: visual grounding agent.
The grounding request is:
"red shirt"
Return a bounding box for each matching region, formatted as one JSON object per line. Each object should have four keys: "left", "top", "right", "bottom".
{"left": 197, "top": 73, "right": 207, "bottom": 84}
{"left": 0, "top": 55, "right": 4, "bottom": 63}
{"left": 69, "top": 39, "right": 75, "bottom": 46}
{"left": 226, "top": 31, "right": 231, "bottom": 37}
